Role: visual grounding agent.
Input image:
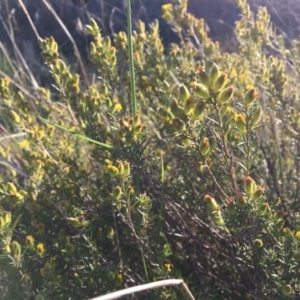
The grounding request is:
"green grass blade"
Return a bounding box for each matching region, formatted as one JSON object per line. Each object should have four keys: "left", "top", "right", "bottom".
{"left": 39, "top": 117, "right": 114, "bottom": 149}
{"left": 127, "top": 0, "right": 137, "bottom": 117}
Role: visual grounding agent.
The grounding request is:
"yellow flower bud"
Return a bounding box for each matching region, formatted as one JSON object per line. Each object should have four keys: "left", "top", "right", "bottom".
{"left": 9, "top": 110, "right": 21, "bottom": 124}
{"left": 36, "top": 243, "right": 45, "bottom": 256}
{"left": 0, "top": 217, "right": 5, "bottom": 230}
{"left": 209, "top": 63, "right": 221, "bottom": 84}
{"left": 200, "top": 137, "right": 210, "bottom": 156}
{"left": 244, "top": 176, "right": 256, "bottom": 196}
{"left": 217, "top": 86, "right": 234, "bottom": 104}
{"left": 211, "top": 211, "right": 225, "bottom": 225}
{"left": 2, "top": 211, "right": 11, "bottom": 226}
{"left": 254, "top": 239, "right": 263, "bottom": 248}
{"left": 281, "top": 284, "right": 292, "bottom": 296}
{"left": 133, "top": 114, "right": 141, "bottom": 126}
{"left": 115, "top": 160, "right": 124, "bottom": 175}
{"left": 107, "top": 165, "right": 119, "bottom": 176}
{"left": 6, "top": 182, "right": 17, "bottom": 193}
{"left": 191, "top": 82, "right": 210, "bottom": 99}
{"left": 204, "top": 195, "right": 219, "bottom": 211}
{"left": 25, "top": 235, "right": 35, "bottom": 249}
{"left": 236, "top": 195, "right": 247, "bottom": 208}
{"left": 112, "top": 186, "right": 122, "bottom": 200}
{"left": 11, "top": 241, "right": 21, "bottom": 256}
{"left": 67, "top": 217, "right": 82, "bottom": 227}
{"left": 123, "top": 161, "right": 130, "bottom": 177}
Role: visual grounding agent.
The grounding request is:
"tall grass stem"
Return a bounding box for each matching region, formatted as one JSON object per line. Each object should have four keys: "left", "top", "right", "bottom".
{"left": 127, "top": 0, "right": 137, "bottom": 116}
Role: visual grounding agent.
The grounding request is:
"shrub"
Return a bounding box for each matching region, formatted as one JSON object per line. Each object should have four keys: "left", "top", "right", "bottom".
{"left": 1, "top": 0, "right": 300, "bottom": 299}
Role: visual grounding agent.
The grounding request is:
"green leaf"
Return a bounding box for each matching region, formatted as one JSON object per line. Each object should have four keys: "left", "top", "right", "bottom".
{"left": 39, "top": 117, "right": 114, "bottom": 149}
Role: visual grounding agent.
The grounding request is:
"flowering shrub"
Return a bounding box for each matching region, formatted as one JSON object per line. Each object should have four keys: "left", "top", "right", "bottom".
{"left": 1, "top": 0, "right": 300, "bottom": 299}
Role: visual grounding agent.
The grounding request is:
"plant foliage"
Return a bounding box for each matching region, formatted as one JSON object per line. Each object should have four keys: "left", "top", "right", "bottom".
{"left": 1, "top": 0, "right": 300, "bottom": 299}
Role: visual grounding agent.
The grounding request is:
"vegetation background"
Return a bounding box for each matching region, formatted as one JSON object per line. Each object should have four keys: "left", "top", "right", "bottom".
{"left": 1, "top": 0, "right": 300, "bottom": 299}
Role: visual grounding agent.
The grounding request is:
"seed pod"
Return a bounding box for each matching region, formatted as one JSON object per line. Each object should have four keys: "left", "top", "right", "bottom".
{"left": 213, "top": 73, "right": 227, "bottom": 92}
{"left": 204, "top": 195, "right": 219, "bottom": 211}
{"left": 193, "top": 101, "right": 206, "bottom": 119}
{"left": 184, "top": 96, "right": 195, "bottom": 115}
{"left": 244, "top": 88, "right": 258, "bottom": 106}
{"left": 258, "top": 203, "right": 270, "bottom": 216}
{"left": 170, "top": 99, "right": 187, "bottom": 120}
{"left": 179, "top": 84, "right": 190, "bottom": 102}
{"left": 252, "top": 186, "right": 264, "bottom": 200}
{"left": 217, "top": 86, "right": 234, "bottom": 104}
{"left": 249, "top": 106, "right": 262, "bottom": 126}
{"left": 198, "top": 67, "right": 210, "bottom": 86}
{"left": 191, "top": 82, "right": 210, "bottom": 99}
{"left": 172, "top": 118, "right": 186, "bottom": 132}
{"left": 274, "top": 210, "right": 284, "bottom": 222}
{"left": 209, "top": 63, "right": 221, "bottom": 84}
{"left": 235, "top": 113, "right": 247, "bottom": 133}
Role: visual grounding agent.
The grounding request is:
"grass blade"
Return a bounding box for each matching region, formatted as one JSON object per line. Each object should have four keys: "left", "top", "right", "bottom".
{"left": 39, "top": 117, "right": 114, "bottom": 149}
{"left": 127, "top": 0, "right": 137, "bottom": 116}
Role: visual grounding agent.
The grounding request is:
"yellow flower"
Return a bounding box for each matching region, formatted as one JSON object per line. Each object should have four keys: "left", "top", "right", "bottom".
{"left": 36, "top": 243, "right": 45, "bottom": 256}
{"left": 161, "top": 4, "right": 173, "bottom": 20}
{"left": 164, "top": 263, "right": 171, "bottom": 272}
{"left": 295, "top": 231, "right": 300, "bottom": 238}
